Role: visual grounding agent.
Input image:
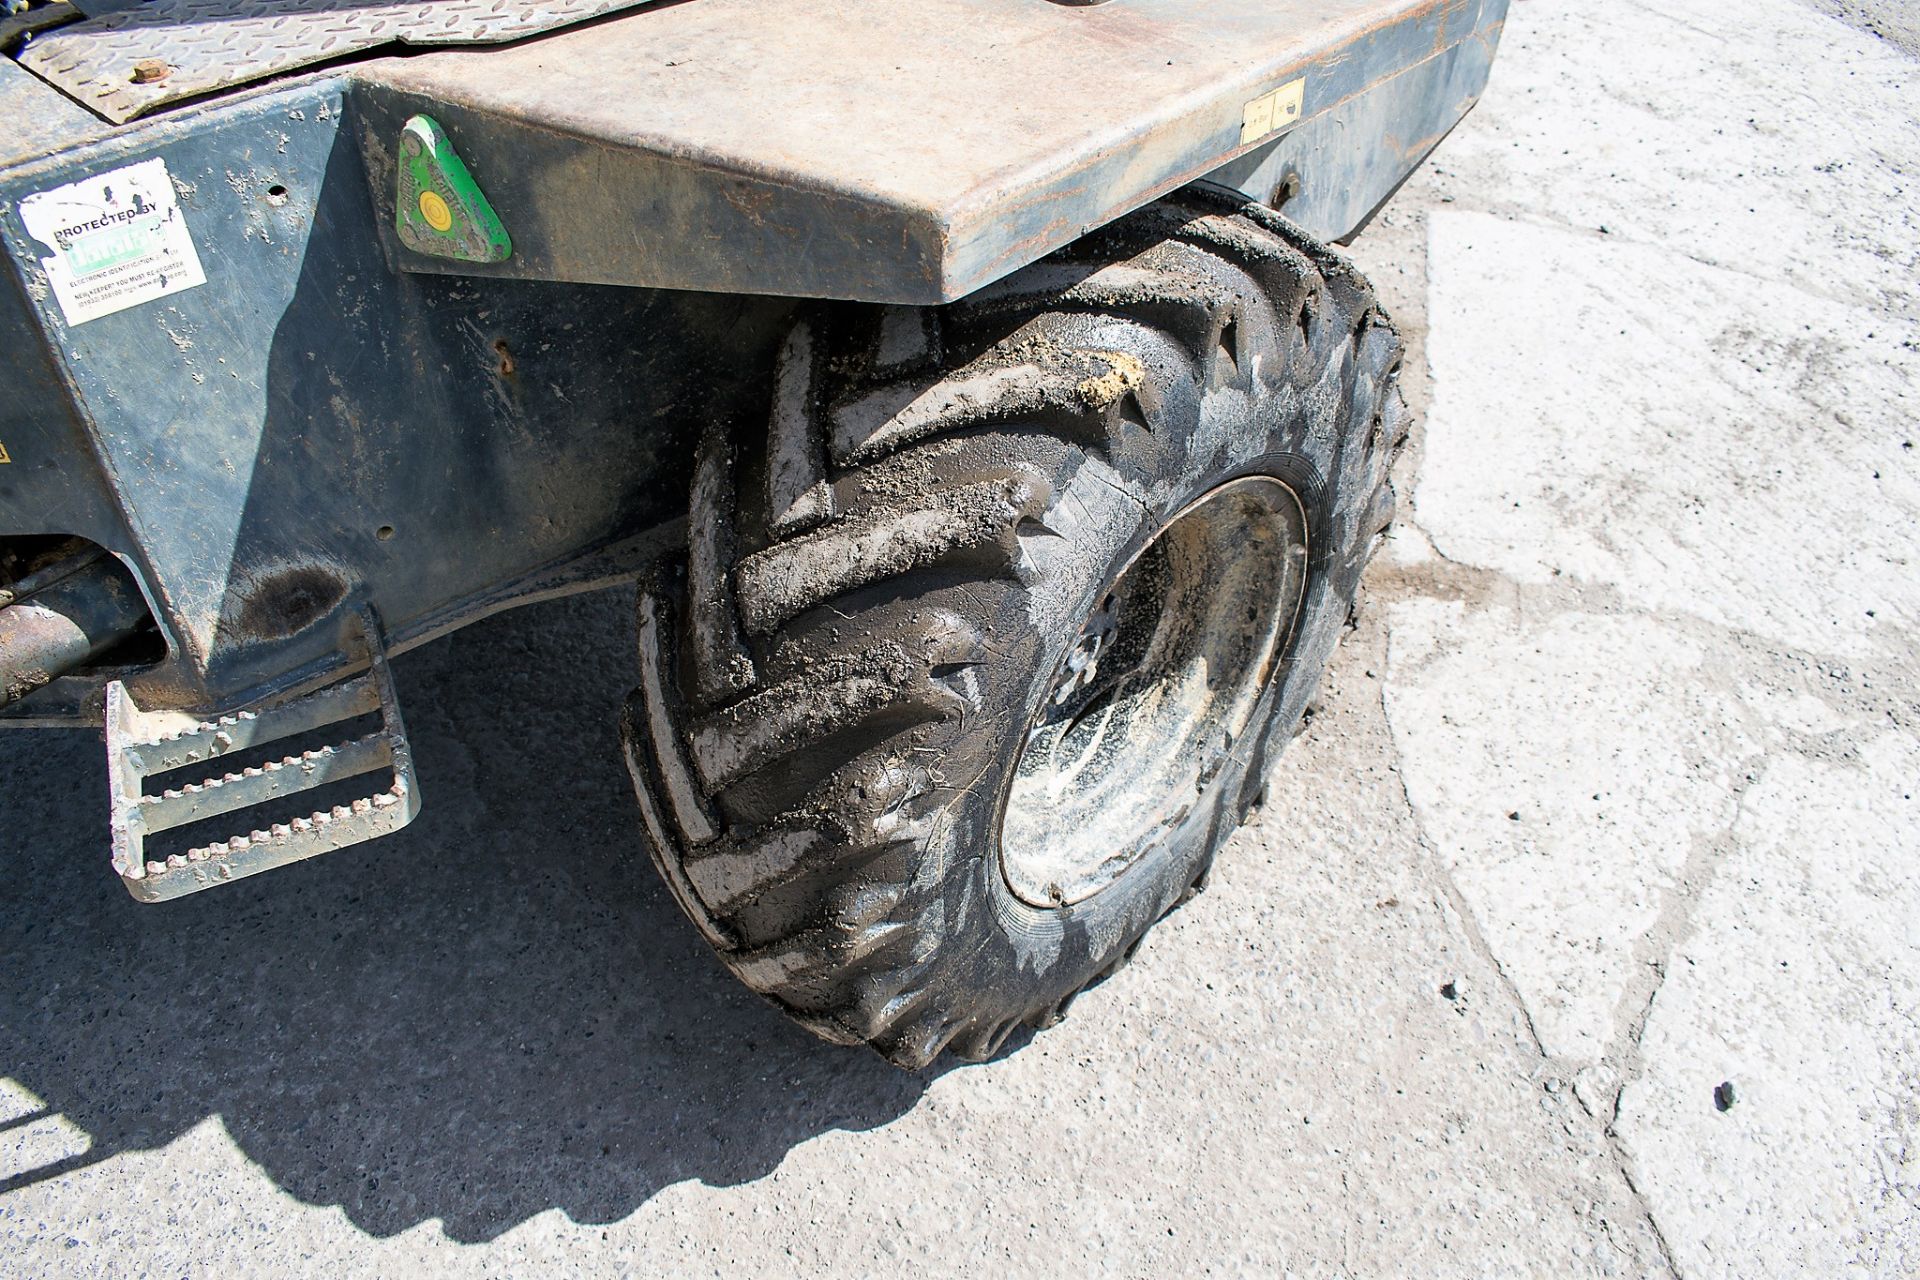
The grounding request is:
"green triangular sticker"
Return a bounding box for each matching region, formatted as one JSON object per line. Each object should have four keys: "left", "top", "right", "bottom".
{"left": 396, "top": 115, "right": 511, "bottom": 264}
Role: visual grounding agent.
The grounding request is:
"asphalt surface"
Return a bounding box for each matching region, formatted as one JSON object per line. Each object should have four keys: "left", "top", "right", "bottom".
{"left": 5, "top": 1, "right": 1918, "bottom": 1275}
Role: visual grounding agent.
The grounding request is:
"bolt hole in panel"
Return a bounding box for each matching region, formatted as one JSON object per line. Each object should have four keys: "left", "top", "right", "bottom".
{"left": 17, "top": 0, "right": 666, "bottom": 124}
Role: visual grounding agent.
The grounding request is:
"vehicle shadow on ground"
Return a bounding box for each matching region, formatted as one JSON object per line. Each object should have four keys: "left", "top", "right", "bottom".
{"left": 0, "top": 592, "right": 936, "bottom": 1242}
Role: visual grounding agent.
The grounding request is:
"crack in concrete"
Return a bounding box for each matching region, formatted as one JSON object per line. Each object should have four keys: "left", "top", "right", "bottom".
{"left": 1366, "top": 504, "right": 1751, "bottom": 1279}
{"left": 1388, "top": 754, "right": 1546, "bottom": 1057}
{"left": 1375, "top": 660, "right": 1684, "bottom": 1278}
{"left": 1372, "top": 490, "right": 1920, "bottom": 1275}
{"left": 1351, "top": 130, "right": 1918, "bottom": 1274}
{"left": 1603, "top": 781, "right": 1761, "bottom": 1096}
{"left": 1576, "top": 772, "right": 1770, "bottom": 1280}
{"left": 1617, "top": 1160, "right": 1686, "bottom": 1279}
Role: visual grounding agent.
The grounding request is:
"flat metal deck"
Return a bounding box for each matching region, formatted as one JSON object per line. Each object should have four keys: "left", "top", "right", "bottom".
{"left": 350, "top": 0, "right": 1507, "bottom": 301}
{"left": 8, "top": 0, "right": 1504, "bottom": 302}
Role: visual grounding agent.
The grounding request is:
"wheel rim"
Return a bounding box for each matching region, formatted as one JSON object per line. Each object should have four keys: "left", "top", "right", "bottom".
{"left": 999, "top": 475, "right": 1310, "bottom": 908}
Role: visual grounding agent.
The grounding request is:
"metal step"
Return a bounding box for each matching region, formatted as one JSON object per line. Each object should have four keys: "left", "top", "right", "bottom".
{"left": 105, "top": 620, "right": 419, "bottom": 902}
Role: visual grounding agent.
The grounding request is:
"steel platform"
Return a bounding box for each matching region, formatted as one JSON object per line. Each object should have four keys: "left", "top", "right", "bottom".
{"left": 347, "top": 0, "right": 1509, "bottom": 300}
{"left": 7, "top": 0, "right": 1507, "bottom": 302}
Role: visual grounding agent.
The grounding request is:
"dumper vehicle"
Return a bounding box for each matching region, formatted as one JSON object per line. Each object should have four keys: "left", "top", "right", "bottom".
{"left": 0, "top": 0, "right": 1507, "bottom": 1067}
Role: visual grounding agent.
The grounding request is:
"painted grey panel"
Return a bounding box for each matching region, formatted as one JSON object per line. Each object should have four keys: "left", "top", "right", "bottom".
{"left": 1, "top": 82, "right": 791, "bottom": 718}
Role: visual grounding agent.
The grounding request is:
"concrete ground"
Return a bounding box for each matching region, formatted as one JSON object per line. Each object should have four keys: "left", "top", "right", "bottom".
{"left": 4, "top": 0, "right": 1917, "bottom": 1274}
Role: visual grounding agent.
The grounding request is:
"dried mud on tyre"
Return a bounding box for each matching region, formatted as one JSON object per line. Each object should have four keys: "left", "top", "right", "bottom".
{"left": 625, "top": 187, "right": 1410, "bottom": 1068}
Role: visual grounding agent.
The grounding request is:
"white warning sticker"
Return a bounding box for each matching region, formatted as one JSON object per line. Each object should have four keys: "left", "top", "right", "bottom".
{"left": 18, "top": 157, "right": 206, "bottom": 327}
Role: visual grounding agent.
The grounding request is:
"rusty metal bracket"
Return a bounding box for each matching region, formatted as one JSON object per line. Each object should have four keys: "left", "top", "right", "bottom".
{"left": 105, "top": 609, "right": 419, "bottom": 902}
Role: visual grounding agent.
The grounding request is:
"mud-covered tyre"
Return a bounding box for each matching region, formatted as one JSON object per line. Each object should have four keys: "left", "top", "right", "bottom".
{"left": 623, "top": 187, "right": 1409, "bottom": 1068}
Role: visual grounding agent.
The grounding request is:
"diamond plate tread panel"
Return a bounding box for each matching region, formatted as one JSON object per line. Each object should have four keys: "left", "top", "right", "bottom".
{"left": 18, "top": 0, "right": 657, "bottom": 123}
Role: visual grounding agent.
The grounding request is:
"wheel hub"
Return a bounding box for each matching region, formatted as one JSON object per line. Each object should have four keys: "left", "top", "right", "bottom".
{"left": 999, "top": 476, "right": 1310, "bottom": 908}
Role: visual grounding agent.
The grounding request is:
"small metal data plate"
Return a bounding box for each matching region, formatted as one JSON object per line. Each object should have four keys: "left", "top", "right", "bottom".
{"left": 1240, "top": 77, "right": 1306, "bottom": 146}
{"left": 395, "top": 115, "right": 511, "bottom": 264}
{"left": 18, "top": 0, "right": 660, "bottom": 123}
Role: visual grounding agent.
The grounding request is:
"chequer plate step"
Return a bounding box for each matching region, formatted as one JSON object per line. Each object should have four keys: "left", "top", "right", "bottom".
{"left": 106, "top": 621, "right": 420, "bottom": 903}
{"left": 19, "top": 0, "right": 658, "bottom": 122}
